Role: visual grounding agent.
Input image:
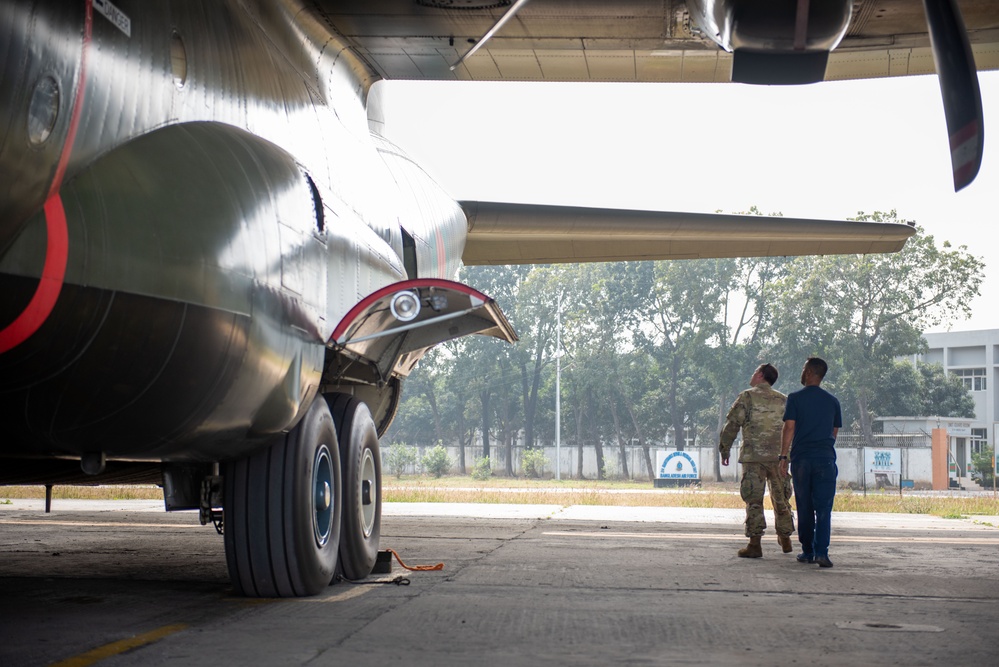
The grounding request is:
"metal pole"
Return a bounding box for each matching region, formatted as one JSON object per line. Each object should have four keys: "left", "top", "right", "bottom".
{"left": 450, "top": 0, "right": 532, "bottom": 71}
{"left": 555, "top": 291, "right": 561, "bottom": 482}
{"left": 899, "top": 449, "right": 904, "bottom": 498}
{"left": 862, "top": 448, "right": 867, "bottom": 497}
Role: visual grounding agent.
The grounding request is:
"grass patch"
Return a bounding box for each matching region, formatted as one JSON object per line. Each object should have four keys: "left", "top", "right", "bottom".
{"left": 0, "top": 485, "right": 163, "bottom": 501}
{"left": 384, "top": 478, "right": 999, "bottom": 517}
{"left": 3, "top": 478, "right": 998, "bottom": 519}
{"left": 830, "top": 490, "right": 999, "bottom": 518}
{"left": 384, "top": 476, "right": 660, "bottom": 490}
{"left": 383, "top": 486, "right": 747, "bottom": 508}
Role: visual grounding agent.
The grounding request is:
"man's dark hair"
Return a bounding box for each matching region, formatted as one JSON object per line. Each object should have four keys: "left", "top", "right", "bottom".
{"left": 757, "top": 363, "right": 779, "bottom": 385}
{"left": 805, "top": 357, "right": 828, "bottom": 380}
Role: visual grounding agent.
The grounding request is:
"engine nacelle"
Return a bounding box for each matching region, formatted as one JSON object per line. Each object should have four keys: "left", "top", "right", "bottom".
{"left": 687, "top": 0, "right": 853, "bottom": 84}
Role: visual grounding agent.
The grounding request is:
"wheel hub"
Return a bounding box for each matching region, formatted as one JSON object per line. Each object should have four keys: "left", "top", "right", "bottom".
{"left": 360, "top": 448, "right": 377, "bottom": 538}
{"left": 312, "top": 445, "right": 334, "bottom": 547}
{"left": 316, "top": 480, "right": 331, "bottom": 512}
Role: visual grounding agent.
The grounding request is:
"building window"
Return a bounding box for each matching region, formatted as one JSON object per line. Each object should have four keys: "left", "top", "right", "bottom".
{"left": 952, "top": 368, "right": 987, "bottom": 391}
{"left": 971, "top": 428, "right": 988, "bottom": 455}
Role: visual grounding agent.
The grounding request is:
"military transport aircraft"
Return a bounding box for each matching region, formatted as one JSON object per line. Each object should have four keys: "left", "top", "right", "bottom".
{"left": 0, "top": 1, "right": 994, "bottom": 597}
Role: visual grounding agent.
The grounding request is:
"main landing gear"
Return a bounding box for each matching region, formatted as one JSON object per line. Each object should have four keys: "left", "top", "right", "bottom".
{"left": 222, "top": 392, "right": 382, "bottom": 597}
{"left": 327, "top": 394, "right": 382, "bottom": 582}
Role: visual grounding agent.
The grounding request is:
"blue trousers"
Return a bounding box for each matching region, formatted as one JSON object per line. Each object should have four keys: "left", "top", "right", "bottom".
{"left": 791, "top": 458, "right": 838, "bottom": 557}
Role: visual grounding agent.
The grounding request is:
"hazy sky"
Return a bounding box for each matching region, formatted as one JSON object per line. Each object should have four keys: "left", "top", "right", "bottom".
{"left": 380, "top": 71, "right": 998, "bottom": 333}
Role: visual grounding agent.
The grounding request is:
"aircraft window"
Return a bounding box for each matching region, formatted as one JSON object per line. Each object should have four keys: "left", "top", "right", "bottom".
{"left": 306, "top": 174, "right": 325, "bottom": 233}
{"left": 27, "top": 75, "right": 59, "bottom": 145}
{"left": 401, "top": 228, "right": 417, "bottom": 279}
{"left": 170, "top": 31, "right": 187, "bottom": 89}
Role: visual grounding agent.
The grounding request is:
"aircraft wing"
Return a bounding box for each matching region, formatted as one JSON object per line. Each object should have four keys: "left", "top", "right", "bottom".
{"left": 460, "top": 202, "right": 916, "bottom": 265}
{"left": 312, "top": 1, "right": 999, "bottom": 84}
{"left": 320, "top": 1, "right": 997, "bottom": 190}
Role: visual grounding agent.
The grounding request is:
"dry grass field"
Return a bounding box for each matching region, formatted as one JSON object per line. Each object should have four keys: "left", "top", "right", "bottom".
{"left": 4, "top": 476, "right": 997, "bottom": 519}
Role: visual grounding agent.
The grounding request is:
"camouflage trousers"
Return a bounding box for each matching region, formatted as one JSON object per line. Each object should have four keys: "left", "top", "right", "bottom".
{"left": 740, "top": 461, "right": 795, "bottom": 538}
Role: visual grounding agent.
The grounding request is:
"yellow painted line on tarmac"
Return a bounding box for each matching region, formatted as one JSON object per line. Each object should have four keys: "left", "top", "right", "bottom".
{"left": 823, "top": 535, "right": 999, "bottom": 544}
{"left": 49, "top": 623, "right": 188, "bottom": 667}
{"left": 220, "top": 586, "right": 373, "bottom": 605}
{"left": 544, "top": 532, "right": 752, "bottom": 541}
{"left": 0, "top": 519, "right": 199, "bottom": 529}
{"left": 310, "top": 586, "right": 373, "bottom": 604}
{"left": 544, "top": 531, "right": 999, "bottom": 545}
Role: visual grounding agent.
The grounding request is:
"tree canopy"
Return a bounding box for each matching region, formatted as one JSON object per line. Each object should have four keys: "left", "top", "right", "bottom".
{"left": 383, "top": 214, "right": 983, "bottom": 477}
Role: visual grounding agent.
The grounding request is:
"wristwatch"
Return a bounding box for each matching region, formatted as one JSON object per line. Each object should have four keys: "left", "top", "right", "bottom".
{"left": 778, "top": 455, "right": 788, "bottom": 461}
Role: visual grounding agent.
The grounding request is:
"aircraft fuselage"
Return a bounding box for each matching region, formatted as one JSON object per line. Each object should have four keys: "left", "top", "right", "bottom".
{"left": 0, "top": 0, "right": 465, "bottom": 463}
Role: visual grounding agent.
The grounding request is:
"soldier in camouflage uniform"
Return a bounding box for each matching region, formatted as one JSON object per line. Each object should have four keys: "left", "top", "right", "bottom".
{"left": 719, "top": 363, "right": 795, "bottom": 558}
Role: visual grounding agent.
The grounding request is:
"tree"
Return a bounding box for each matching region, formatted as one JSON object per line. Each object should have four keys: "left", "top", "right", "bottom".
{"left": 385, "top": 390, "right": 434, "bottom": 445}
{"left": 771, "top": 214, "right": 983, "bottom": 443}
{"left": 916, "top": 363, "right": 976, "bottom": 418}
{"left": 856, "top": 360, "right": 924, "bottom": 421}
{"left": 514, "top": 265, "right": 560, "bottom": 451}
{"left": 421, "top": 444, "right": 453, "bottom": 478}
{"left": 386, "top": 209, "right": 984, "bottom": 483}
{"left": 406, "top": 346, "right": 448, "bottom": 447}
{"left": 844, "top": 361, "right": 973, "bottom": 425}
{"left": 971, "top": 445, "right": 995, "bottom": 487}
{"left": 627, "top": 260, "right": 729, "bottom": 450}
{"left": 384, "top": 443, "right": 418, "bottom": 479}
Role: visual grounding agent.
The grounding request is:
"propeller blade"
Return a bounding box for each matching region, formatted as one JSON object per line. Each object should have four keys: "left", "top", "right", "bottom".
{"left": 922, "top": 0, "right": 985, "bottom": 191}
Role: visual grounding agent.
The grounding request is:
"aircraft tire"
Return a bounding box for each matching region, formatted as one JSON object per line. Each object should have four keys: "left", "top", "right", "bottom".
{"left": 327, "top": 393, "right": 382, "bottom": 581}
{"left": 224, "top": 397, "right": 342, "bottom": 597}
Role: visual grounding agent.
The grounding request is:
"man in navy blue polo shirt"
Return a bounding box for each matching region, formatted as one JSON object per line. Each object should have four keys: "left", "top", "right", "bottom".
{"left": 778, "top": 357, "right": 842, "bottom": 568}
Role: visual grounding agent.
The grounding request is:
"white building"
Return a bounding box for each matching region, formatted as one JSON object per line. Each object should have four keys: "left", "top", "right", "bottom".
{"left": 900, "top": 328, "right": 998, "bottom": 478}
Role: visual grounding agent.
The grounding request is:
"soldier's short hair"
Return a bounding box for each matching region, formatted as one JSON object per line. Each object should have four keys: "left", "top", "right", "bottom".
{"left": 757, "top": 363, "right": 779, "bottom": 385}
{"left": 805, "top": 357, "right": 828, "bottom": 379}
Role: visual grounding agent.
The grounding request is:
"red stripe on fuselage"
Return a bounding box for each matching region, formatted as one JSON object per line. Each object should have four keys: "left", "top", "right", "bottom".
{"left": 0, "top": 1, "right": 91, "bottom": 353}
{"left": 0, "top": 196, "right": 71, "bottom": 353}
{"left": 49, "top": 0, "right": 93, "bottom": 199}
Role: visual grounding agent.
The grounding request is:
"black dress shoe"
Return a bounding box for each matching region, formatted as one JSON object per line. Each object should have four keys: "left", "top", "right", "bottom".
{"left": 796, "top": 553, "right": 814, "bottom": 563}
{"left": 815, "top": 555, "right": 834, "bottom": 568}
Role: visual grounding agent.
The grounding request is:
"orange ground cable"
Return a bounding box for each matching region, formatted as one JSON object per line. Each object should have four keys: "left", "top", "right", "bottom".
{"left": 385, "top": 548, "right": 444, "bottom": 571}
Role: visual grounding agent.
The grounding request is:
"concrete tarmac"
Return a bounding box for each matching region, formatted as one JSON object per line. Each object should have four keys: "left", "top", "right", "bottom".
{"left": 2, "top": 499, "right": 998, "bottom": 666}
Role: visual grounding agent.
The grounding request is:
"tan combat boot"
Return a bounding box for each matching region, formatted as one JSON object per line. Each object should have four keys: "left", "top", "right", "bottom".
{"left": 738, "top": 535, "right": 763, "bottom": 558}
{"left": 778, "top": 534, "right": 793, "bottom": 553}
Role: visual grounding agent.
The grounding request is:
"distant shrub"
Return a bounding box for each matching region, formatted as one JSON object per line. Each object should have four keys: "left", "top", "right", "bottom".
{"left": 385, "top": 443, "right": 418, "bottom": 479}
{"left": 421, "top": 444, "right": 452, "bottom": 478}
{"left": 521, "top": 449, "right": 547, "bottom": 478}
{"left": 472, "top": 456, "right": 492, "bottom": 481}
{"left": 971, "top": 445, "right": 994, "bottom": 486}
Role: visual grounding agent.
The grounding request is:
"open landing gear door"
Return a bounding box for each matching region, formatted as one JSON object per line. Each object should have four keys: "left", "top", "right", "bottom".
{"left": 331, "top": 279, "right": 517, "bottom": 379}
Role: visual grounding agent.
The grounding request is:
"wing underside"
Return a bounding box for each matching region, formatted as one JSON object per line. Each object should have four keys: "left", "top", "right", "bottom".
{"left": 461, "top": 202, "right": 916, "bottom": 265}
{"left": 310, "top": 1, "right": 999, "bottom": 83}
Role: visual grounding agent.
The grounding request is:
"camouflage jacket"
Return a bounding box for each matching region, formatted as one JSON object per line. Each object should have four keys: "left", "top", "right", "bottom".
{"left": 718, "top": 382, "right": 787, "bottom": 463}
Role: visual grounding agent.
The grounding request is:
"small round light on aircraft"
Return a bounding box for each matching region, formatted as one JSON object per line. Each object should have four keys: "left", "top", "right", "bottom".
{"left": 390, "top": 291, "right": 421, "bottom": 322}
{"left": 27, "top": 75, "right": 60, "bottom": 145}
